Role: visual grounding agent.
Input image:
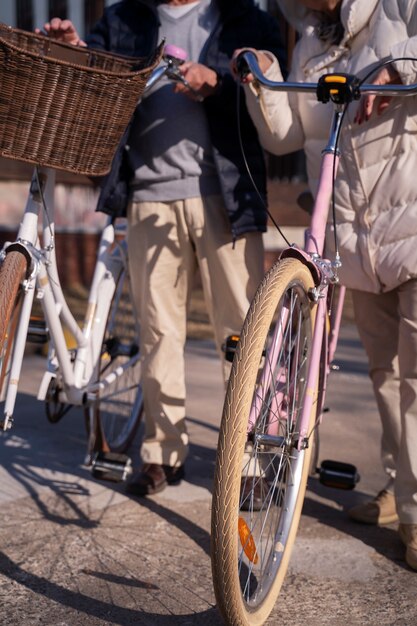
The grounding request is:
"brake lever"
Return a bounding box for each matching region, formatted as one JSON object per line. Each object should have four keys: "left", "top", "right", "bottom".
{"left": 236, "top": 51, "right": 252, "bottom": 81}
{"left": 163, "top": 44, "right": 204, "bottom": 102}
{"left": 236, "top": 50, "right": 258, "bottom": 82}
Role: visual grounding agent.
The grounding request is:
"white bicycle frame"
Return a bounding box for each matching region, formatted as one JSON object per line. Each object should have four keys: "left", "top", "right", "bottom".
{"left": 1, "top": 166, "right": 135, "bottom": 433}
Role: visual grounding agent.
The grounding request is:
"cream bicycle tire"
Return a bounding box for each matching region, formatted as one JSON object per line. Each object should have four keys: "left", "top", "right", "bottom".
{"left": 0, "top": 251, "right": 27, "bottom": 400}
{"left": 211, "top": 258, "right": 318, "bottom": 626}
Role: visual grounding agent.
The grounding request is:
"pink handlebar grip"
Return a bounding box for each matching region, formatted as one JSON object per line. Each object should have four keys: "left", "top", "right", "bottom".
{"left": 163, "top": 44, "right": 188, "bottom": 63}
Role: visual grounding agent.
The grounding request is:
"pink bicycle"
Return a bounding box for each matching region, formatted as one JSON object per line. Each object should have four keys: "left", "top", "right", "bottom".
{"left": 210, "top": 52, "right": 417, "bottom": 626}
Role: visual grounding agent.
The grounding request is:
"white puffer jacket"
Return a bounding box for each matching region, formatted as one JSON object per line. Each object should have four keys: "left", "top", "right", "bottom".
{"left": 245, "top": 0, "right": 417, "bottom": 293}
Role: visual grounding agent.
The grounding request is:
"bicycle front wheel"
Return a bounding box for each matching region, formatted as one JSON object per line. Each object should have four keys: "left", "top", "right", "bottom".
{"left": 94, "top": 265, "right": 143, "bottom": 453}
{"left": 211, "top": 258, "right": 318, "bottom": 626}
{"left": 0, "top": 251, "right": 27, "bottom": 401}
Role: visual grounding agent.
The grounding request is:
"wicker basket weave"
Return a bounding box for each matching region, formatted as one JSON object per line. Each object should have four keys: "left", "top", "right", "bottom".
{"left": 0, "top": 23, "right": 162, "bottom": 176}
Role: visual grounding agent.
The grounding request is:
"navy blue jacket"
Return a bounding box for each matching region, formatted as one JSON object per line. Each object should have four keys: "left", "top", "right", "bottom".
{"left": 88, "top": 0, "right": 285, "bottom": 237}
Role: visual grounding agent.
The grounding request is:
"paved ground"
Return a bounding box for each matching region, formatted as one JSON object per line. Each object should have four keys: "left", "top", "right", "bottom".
{"left": 0, "top": 324, "right": 416, "bottom": 626}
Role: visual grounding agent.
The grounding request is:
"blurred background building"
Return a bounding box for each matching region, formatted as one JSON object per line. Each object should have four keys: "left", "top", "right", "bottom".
{"left": 0, "top": 1, "right": 117, "bottom": 38}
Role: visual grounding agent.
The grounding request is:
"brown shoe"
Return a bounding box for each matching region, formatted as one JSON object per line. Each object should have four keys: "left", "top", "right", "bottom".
{"left": 126, "top": 463, "right": 185, "bottom": 496}
{"left": 240, "top": 476, "right": 270, "bottom": 511}
{"left": 348, "top": 490, "right": 398, "bottom": 525}
{"left": 398, "top": 523, "right": 417, "bottom": 571}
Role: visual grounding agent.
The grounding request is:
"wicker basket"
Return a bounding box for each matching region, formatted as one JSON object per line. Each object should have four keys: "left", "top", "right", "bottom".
{"left": 0, "top": 23, "right": 162, "bottom": 176}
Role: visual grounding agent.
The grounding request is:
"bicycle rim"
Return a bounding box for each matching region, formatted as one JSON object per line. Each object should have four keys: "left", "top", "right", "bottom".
{"left": 0, "top": 251, "right": 27, "bottom": 402}
{"left": 95, "top": 266, "right": 143, "bottom": 452}
{"left": 211, "top": 258, "right": 317, "bottom": 626}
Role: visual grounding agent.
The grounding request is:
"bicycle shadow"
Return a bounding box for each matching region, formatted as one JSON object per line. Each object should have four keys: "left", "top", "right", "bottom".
{"left": 125, "top": 483, "right": 212, "bottom": 552}
{"left": 0, "top": 549, "right": 222, "bottom": 625}
{"left": 0, "top": 460, "right": 98, "bottom": 529}
{"left": 0, "top": 391, "right": 104, "bottom": 528}
{"left": 0, "top": 387, "right": 223, "bottom": 624}
{"left": 0, "top": 369, "right": 219, "bottom": 527}
{"left": 0, "top": 448, "right": 220, "bottom": 625}
{"left": 302, "top": 476, "right": 407, "bottom": 569}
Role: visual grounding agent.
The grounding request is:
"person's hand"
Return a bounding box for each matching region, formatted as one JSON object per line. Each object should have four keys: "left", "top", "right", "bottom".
{"left": 230, "top": 48, "right": 272, "bottom": 84}
{"left": 173, "top": 62, "right": 219, "bottom": 101}
{"left": 35, "top": 18, "right": 86, "bottom": 46}
{"left": 354, "top": 65, "right": 402, "bottom": 124}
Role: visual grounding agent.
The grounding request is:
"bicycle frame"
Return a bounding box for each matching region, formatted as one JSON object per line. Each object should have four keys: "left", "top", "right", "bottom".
{"left": 1, "top": 167, "right": 132, "bottom": 431}
{"left": 240, "top": 51, "right": 417, "bottom": 451}
{"left": 296, "top": 110, "right": 345, "bottom": 444}
{"left": 244, "top": 105, "right": 346, "bottom": 448}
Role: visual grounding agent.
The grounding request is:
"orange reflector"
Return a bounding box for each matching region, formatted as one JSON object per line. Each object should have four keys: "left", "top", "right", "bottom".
{"left": 238, "top": 517, "right": 259, "bottom": 564}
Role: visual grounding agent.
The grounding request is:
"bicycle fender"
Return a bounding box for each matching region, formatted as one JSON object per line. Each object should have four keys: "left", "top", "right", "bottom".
{"left": 4, "top": 242, "right": 32, "bottom": 278}
{"left": 279, "top": 246, "right": 321, "bottom": 287}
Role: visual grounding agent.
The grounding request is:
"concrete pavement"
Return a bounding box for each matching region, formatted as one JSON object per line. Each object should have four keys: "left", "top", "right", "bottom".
{"left": 0, "top": 326, "right": 416, "bottom": 626}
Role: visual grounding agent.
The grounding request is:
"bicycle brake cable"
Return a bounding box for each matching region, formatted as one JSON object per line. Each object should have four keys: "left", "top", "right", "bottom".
{"left": 34, "top": 166, "right": 54, "bottom": 245}
{"left": 236, "top": 81, "right": 291, "bottom": 248}
{"left": 358, "top": 56, "right": 417, "bottom": 86}
{"left": 330, "top": 103, "right": 348, "bottom": 273}
{"left": 34, "top": 166, "right": 61, "bottom": 289}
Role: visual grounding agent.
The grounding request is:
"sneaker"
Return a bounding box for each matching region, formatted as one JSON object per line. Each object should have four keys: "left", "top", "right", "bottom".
{"left": 398, "top": 523, "right": 417, "bottom": 571}
{"left": 348, "top": 490, "right": 398, "bottom": 525}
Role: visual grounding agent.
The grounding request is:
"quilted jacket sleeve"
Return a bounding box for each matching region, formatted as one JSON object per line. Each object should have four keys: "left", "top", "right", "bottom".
{"left": 390, "top": 0, "right": 417, "bottom": 83}
{"left": 243, "top": 46, "right": 305, "bottom": 156}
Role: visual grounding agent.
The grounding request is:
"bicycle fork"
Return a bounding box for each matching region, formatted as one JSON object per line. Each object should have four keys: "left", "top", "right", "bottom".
{"left": 1, "top": 276, "right": 35, "bottom": 430}
{"left": 0, "top": 169, "right": 52, "bottom": 431}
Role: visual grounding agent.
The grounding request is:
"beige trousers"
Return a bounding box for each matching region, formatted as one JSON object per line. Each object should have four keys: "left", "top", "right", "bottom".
{"left": 352, "top": 281, "right": 417, "bottom": 523}
{"left": 127, "top": 196, "right": 264, "bottom": 467}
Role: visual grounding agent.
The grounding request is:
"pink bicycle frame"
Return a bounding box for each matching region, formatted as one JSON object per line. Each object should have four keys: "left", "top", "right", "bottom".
{"left": 247, "top": 105, "right": 346, "bottom": 447}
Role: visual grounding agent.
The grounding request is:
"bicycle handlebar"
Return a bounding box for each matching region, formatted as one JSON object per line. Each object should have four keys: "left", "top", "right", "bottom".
{"left": 238, "top": 50, "right": 417, "bottom": 101}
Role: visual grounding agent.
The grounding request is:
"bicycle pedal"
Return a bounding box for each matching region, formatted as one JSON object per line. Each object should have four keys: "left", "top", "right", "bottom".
{"left": 222, "top": 334, "right": 240, "bottom": 363}
{"left": 318, "top": 459, "right": 360, "bottom": 490}
{"left": 91, "top": 451, "right": 132, "bottom": 482}
{"left": 27, "top": 316, "right": 49, "bottom": 344}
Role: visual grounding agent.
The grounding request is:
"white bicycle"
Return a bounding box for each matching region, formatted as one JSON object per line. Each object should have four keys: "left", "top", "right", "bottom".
{"left": 0, "top": 173, "right": 143, "bottom": 466}
{"left": 0, "top": 23, "right": 189, "bottom": 477}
